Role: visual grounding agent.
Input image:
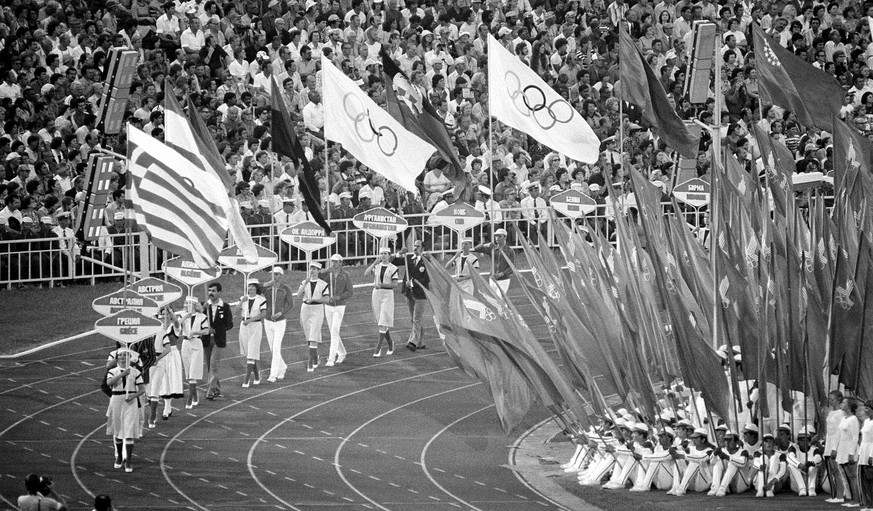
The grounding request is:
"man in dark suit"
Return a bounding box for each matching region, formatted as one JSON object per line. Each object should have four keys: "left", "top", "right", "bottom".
{"left": 392, "top": 239, "right": 430, "bottom": 351}
{"left": 203, "top": 281, "right": 233, "bottom": 400}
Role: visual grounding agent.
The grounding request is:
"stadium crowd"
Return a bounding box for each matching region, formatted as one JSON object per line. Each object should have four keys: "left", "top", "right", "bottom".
{"left": 0, "top": 0, "right": 860, "bottom": 284}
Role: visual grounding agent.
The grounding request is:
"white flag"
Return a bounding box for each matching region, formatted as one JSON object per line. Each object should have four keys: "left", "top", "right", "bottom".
{"left": 487, "top": 35, "right": 599, "bottom": 163}
{"left": 322, "top": 56, "right": 433, "bottom": 194}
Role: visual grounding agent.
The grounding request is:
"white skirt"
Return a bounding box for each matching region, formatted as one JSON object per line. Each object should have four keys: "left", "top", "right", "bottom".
{"left": 151, "top": 347, "right": 184, "bottom": 399}
{"left": 239, "top": 321, "right": 263, "bottom": 360}
{"left": 300, "top": 304, "right": 325, "bottom": 342}
{"left": 371, "top": 289, "right": 394, "bottom": 328}
{"left": 181, "top": 338, "right": 204, "bottom": 381}
{"left": 106, "top": 394, "right": 144, "bottom": 440}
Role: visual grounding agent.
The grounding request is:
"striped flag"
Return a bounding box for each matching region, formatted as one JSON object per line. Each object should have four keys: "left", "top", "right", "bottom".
{"left": 127, "top": 125, "right": 228, "bottom": 268}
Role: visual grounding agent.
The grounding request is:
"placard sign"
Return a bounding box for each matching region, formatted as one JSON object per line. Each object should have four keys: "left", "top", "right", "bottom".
{"left": 92, "top": 290, "right": 160, "bottom": 317}
{"left": 672, "top": 178, "right": 711, "bottom": 208}
{"left": 94, "top": 309, "right": 163, "bottom": 345}
{"left": 123, "top": 277, "right": 183, "bottom": 307}
{"left": 352, "top": 207, "right": 408, "bottom": 238}
{"left": 218, "top": 245, "right": 278, "bottom": 273}
{"left": 280, "top": 221, "right": 337, "bottom": 252}
{"left": 163, "top": 257, "right": 222, "bottom": 287}
{"left": 429, "top": 202, "right": 486, "bottom": 232}
{"left": 549, "top": 189, "right": 598, "bottom": 218}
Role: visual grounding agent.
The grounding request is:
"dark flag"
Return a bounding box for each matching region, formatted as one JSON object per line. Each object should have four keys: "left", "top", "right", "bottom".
{"left": 380, "top": 50, "right": 465, "bottom": 181}
{"left": 751, "top": 23, "right": 843, "bottom": 132}
{"left": 618, "top": 29, "right": 699, "bottom": 158}
{"left": 270, "top": 78, "right": 332, "bottom": 234}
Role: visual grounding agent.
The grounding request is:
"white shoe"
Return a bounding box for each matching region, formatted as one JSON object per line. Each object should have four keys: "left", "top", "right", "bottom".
{"left": 185, "top": 403, "right": 193, "bottom": 410}
{"left": 277, "top": 374, "right": 285, "bottom": 380}
{"left": 798, "top": 489, "right": 807, "bottom": 497}
{"left": 756, "top": 490, "right": 764, "bottom": 498}
{"left": 307, "top": 366, "right": 314, "bottom": 373}
{"left": 766, "top": 490, "right": 775, "bottom": 498}
{"left": 336, "top": 355, "right": 346, "bottom": 364}
{"left": 707, "top": 489, "right": 717, "bottom": 496}
{"left": 809, "top": 491, "right": 817, "bottom": 497}
{"left": 715, "top": 489, "right": 726, "bottom": 497}
{"left": 843, "top": 503, "right": 860, "bottom": 508}
{"left": 192, "top": 400, "right": 198, "bottom": 407}
{"left": 267, "top": 377, "right": 277, "bottom": 383}
{"left": 373, "top": 352, "right": 382, "bottom": 358}
{"left": 242, "top": 382, "right": 250, "bottom": 388}
{"left": 148, "top": 421, "right": 156, "bottom": 429}
{"left": 325, "top": 361, "right": 335, "bottom": 367}
{"left": 828, "top": 498, "right": 846, "bottom": 504}
{"left": 674, "top": 490, "right": 686, "bottom": 496}
{"left": 253, "top": 379, "right": 260, "bottom": 385}
{"left": 386, "top": 348, "right": 394, "bottom": 355}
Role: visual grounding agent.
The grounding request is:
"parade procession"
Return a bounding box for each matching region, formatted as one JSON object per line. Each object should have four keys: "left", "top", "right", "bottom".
{"left": 3, "top": 0, "right": 873, "bottom": 509}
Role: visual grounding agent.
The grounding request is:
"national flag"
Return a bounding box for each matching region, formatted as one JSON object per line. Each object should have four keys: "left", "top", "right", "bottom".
{"left": 163, "top": 85, "right": 259, "bottom": 263}
{"left": 127, "top": 125, "right": 227, "bottom": 268}
{"left": 270, "top": 77, "right": 332, "bottom": 234}
{"left": 380, "top": 49, "right": 465, "bottom": 182}
{"left": 828, "top": 238, "right": 864, "bottom": 386}
{"left": 487, "top": 34, "right": 599, "bottom": 163}
{"left": 752, "top": 124, "right": 794, "bottom": 221}
{"left": 618, "top": 28, "right": 699, "bottom": 158}
{"left": 323, "top": 57, "right": 432, "bottom": 194}
{"left": 750, "top": 23, "right": 843, "bottom": 132}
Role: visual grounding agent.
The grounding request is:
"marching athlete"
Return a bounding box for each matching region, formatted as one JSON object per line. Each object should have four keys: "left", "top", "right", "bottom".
{"left": 392, "top": 239, "right": 430, "bottom": 351}
{"left": 446, "top": 237, "right": 479, "bottom": 294}
{"left": 180, "top": 297, "right": 209, "bottom": 409}
{"left": 365, "top": 246, "right": 399, "bottom": 357}
{"left": 321, "top": 254, "right": 353, "bottom": 366}
{"left": 237, "top": 279, "right": 267, "bottom": 387}
{"left": 298, "top": 261, "right": 329, "bottom": 372}
{"left": 264, "top": 267, "right": 294, "bottom": 382}
{"left": 146, "top": 306, "right": 182, "bottom": 426}
{"left": 105, "top": 349, "right": 144, "bottom": 473}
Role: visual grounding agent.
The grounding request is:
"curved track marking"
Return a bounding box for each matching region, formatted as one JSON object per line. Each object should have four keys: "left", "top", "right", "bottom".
{"left": 332, "top": 382, "right": 482, "bottom": 510}
{"left": 508, "top": 417, "right": 573, "bottom": 511}
{"left": 419, "top": 404, "right": 494, "bottom": 511}
{"left": 247, "top": 366, "right": 460, "bottom": 510}
{"left": 162, "top": 352, "right": 447, "bottom": 511}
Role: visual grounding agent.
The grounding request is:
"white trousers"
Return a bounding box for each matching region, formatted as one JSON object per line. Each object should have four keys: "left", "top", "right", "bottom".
{"left": 264, "top": 319, "right": 287, "bottom": 379}
{"left": 324, "top": 305, "right": 347, "bottom": 362}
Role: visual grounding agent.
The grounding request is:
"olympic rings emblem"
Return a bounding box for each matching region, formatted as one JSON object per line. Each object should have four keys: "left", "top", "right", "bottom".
{"left": 343, "top": 92, "right": 398, "bottom": 157}
{"left": 504, "top": 71, "right": 575, "bottom": 130}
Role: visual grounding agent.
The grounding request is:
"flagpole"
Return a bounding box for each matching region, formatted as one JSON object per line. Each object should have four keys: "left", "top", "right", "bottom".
{"left": 487, "top": 91, "right": 496, "bottom": 276}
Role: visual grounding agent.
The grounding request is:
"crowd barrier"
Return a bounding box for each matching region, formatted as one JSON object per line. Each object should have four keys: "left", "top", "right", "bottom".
{"left": 0, "top": 205, "right": 709, "bottom": 288}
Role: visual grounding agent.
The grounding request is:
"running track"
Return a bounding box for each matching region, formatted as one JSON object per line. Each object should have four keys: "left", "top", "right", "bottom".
{"left": 0, "top": 291, "right": 566, "bottom": 510}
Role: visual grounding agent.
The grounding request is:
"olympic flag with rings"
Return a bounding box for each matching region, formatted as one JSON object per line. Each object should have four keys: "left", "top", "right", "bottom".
{"left": 487, "top": 35, "right": 599, "bottom": 164}
{"left": 322, "top": 57, "right": 435, "bottom": 194}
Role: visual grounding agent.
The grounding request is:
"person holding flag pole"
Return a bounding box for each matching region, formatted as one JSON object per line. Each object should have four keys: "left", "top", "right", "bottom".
{"left": 297, "top": 260, "right": 329, "bottom": 372}
{"left": 105, "top": 347, "right": 145, "bottom": 473}
{"left": 365, "top": 242, "right": 400, "bottom": 357}
{"left": 391, "top": 229, "right": 430, "bottom": 352}
{"left": 321, "top": 253, "right": 353, "bottom": 367}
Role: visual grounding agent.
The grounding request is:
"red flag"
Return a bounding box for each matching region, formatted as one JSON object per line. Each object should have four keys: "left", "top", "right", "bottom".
{"left": 751, "top": 23, "right": 843, "bottom": 132}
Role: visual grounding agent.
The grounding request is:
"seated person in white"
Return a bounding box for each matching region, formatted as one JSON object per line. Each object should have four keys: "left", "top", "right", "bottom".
{"left": 787, "top": 426, "right": 823, "bottom": 497}
{"left": 631, "top": 426, "right": 681, "bottom": 492}
{"left": 579, "top": 420, "right": 623, "bottom": 486}
{"left": 673, "top": 427, "right": 715, "bottom": 495}
{"left": 598, "top": 421, "right": 636, "bottom": 489}
{"left": 752, "top": 433, "right": 788, "bottom": 497}
{"left": 605, "top": 422, "right": 654, "bottom": 489}
{"left": 709, "top": 429, "right": 753, "bottom": 496}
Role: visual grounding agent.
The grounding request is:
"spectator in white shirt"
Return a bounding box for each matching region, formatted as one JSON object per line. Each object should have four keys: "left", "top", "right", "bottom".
{"left": 302, "top": 90, "right": 324, "bottom": 139}
{"left": 181, "top": 18, "right": 206, "bottom": 59}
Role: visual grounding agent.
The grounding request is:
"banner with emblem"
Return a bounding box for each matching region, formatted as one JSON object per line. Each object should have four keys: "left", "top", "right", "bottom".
{"left": 487, "top": 34, "right": 599, "bottom": 164}
{"left": 322, "top": 57, "right": 434, "bottom": 194}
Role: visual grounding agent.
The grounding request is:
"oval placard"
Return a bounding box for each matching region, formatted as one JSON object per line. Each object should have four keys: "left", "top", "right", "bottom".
{"left": 94, "top": 309, "right": 164, "bottom": 345}
{"left": 218, "top": 245, "right": 278, "bottom": 273}
{"left": 428, "top": 201, "right": 487, "bottom": 232}
{"left": 163, "top": 257, "right": 222, "bottom": 287}
{"left": 352, "top": 207, "right": 408, "bottom": 238}
{"left": 92, "top": 289, "right": 161, "bottom": 317}
{"left": 549, "top": 189, "right": 598, "bottom": 218}
{"left": 280, "top": 221, "right": 337, "bottom": 252}
{"left": 123, "top": 277, "right": 183, "bottom": 307}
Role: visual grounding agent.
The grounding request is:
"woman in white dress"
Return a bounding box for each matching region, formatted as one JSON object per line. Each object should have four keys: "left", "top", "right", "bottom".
{"left": 146, "top": 306, "right": 181, "bottom": 427}
{"left": 835, "top": 397, "right": 861, "bottom": 505}
{"left": 238, "top": 279, "right": 267, "bottom": 387}
{"left": 180, "top": 297, "right": 209, "bottom": 409}
{"left": 297, "top": 261, "right": 329, "bottom": 372}
{"left": 105, "top": 349, "right": 145, "bottom": 473}
{"left": 364, "top": 246, "right": 399, "bottom": 357}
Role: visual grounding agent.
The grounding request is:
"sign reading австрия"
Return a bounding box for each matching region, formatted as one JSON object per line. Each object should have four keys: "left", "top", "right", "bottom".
{"left": 280, "top": 221, "right": 337, "bottom": 253}
{"left": 352, "top": 207, "right": 408, "bottom": 238}
{"left": 163, "top": 257, "right": 222, "bottom": 287}
{"left": 123, "top": 277, "right": 182, "bottom": 307}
